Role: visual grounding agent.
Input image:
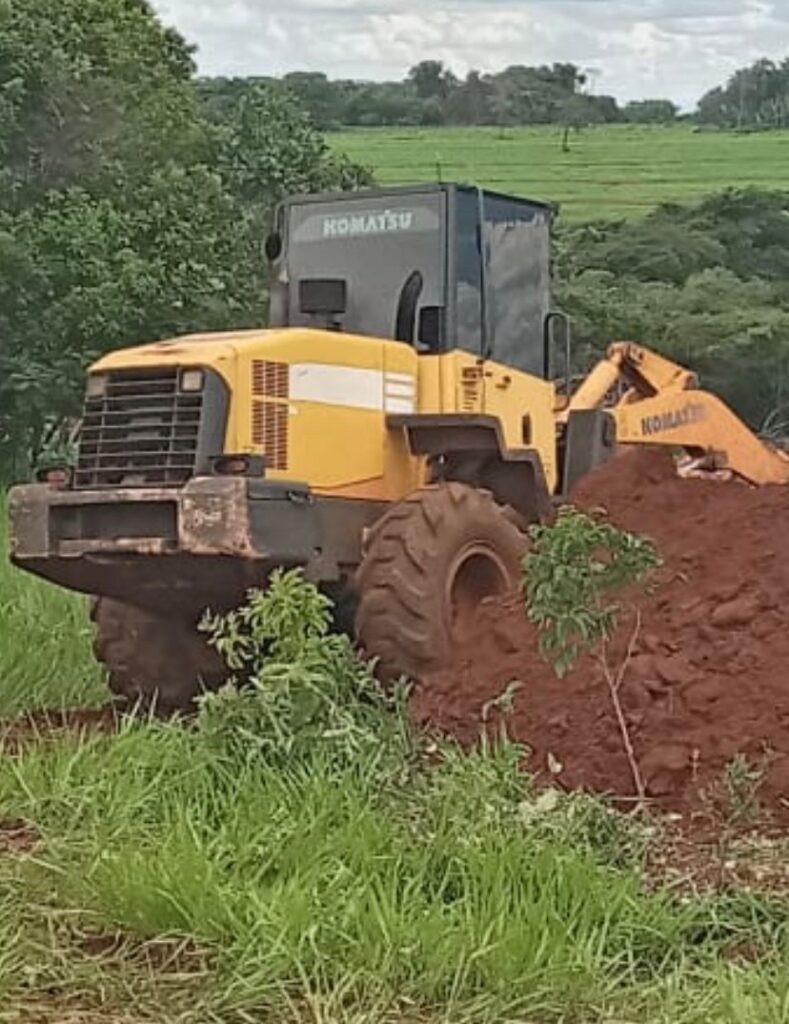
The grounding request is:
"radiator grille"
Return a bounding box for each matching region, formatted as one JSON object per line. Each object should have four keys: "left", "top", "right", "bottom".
{"left": 251, "top": 360, "right": 289, "bottom": 470}
{"left": 75, "top": 369, "right": 202, "bottom": 488}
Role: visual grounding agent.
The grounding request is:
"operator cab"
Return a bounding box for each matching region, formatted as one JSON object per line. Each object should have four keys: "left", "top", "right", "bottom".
{"left": 267, "top": 184, "right": 553, "bottom": 378}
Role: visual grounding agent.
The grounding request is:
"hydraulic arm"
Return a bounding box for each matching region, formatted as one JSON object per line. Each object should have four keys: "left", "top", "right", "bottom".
{"left": 568, "top": 342, "right": 789, "bottom": 486}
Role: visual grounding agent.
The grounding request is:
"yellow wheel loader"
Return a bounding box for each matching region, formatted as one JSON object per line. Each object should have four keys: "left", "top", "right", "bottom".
{"left": 9, "top": 185, "right": 789, "bottom": 711}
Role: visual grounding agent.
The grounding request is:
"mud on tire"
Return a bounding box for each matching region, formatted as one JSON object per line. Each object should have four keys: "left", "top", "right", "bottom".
{"left": 354, "top": 483, "right": 528, "bottom": 683}
{"left": 91, "top": 599, "right": 227, "bottom": 714}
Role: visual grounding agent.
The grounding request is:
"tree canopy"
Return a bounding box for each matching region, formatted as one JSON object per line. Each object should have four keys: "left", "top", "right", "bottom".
{"left": 697, "top": 59, "right": 789, "bottom": 131}
{"left": 199, "top": 61, "right": 647, "bottom": 131}
{"left": 556, "top": 190, "right": 789, "bottom": 430}
{"left": 0, "top": 0, "right": 369, "bottom": 480}
{"left": 198, "top": 54, "right": 789, "bottom": 131}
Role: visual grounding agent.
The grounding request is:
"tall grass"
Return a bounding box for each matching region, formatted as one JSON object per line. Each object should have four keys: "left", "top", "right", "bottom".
{"left": 0, "top": 494, "right": 106, "bottom": 715}
{"left": 4, "top": 721, "right": 789, "bottom": 1022}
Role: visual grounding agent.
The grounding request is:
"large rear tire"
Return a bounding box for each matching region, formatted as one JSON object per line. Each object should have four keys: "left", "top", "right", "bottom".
{"left": 91, "top": 599, "right": 226, "bottom": 714}
{"left": 354, "top": 483, "right": 527, "bottom": 682}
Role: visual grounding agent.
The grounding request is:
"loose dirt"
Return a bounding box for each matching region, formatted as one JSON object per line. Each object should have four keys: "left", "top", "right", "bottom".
{"left": 0, "top": 707, "right": 118, "bottom": 754}
{"left": 412, "top": 449, "right": 789, "bottom": 820}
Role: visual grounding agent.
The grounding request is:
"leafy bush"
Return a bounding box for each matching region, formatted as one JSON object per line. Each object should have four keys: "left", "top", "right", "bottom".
{"left": 198, "top": 569, "right": 410, "bottom": 772}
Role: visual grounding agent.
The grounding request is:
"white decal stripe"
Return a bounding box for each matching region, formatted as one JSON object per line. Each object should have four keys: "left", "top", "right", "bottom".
{"left": 384, "top": 397, "right": 416, "bottom": 415}
{"left": 289, "top": 364, "right": 416, "bottom": 412}
{"left": 289, "top": 364, "right": 383, "bottom": 410}
{"left": 384, "top": 382, "right": 415, "bottom": 399}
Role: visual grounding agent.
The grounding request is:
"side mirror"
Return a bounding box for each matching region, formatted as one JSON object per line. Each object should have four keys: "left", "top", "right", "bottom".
{"left": 417, "top": 306, "right": 443, "bottom": 352}
{"left": 544, "top": 310, "right": 572, "bottom": 392}
{"left": 264, "top": 231, "right": 283, "bottom": 262}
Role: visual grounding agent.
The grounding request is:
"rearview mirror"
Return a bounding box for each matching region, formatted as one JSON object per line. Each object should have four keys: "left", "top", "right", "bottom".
{"left": 264, "top": 231, "right": 283, "bottom": 262}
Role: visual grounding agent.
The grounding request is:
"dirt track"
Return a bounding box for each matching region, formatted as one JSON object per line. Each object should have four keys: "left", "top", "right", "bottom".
{"left": 412, "top": 449, "right": 789, "bottom": 819}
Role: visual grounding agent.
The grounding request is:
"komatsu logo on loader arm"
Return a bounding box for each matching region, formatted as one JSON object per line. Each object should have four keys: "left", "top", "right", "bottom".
{"left": 641, "top": 402, "right": 706, "bottom": 436}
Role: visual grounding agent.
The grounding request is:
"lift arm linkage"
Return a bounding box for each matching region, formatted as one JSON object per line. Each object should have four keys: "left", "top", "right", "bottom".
{"left": 566, "top": 342, "right": 789, "bottom": 486}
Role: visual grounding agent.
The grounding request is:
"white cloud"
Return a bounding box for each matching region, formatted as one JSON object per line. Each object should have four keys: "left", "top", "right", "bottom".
{"left": 151, "top": 0, "right": 789, "bottom": 107}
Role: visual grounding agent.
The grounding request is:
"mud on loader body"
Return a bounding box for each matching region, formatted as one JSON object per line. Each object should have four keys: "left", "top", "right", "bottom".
{"left": 9, "top": 184, "right": 789, "bottom": 711}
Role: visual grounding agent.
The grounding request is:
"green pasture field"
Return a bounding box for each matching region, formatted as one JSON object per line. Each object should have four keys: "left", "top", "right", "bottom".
{"left": 331, "top": 124, "right": 789, "bottom": 221}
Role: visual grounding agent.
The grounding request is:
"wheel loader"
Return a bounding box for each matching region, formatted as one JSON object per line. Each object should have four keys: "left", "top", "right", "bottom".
{"left": 8, "top": 184, "right": 789, "bottom": 711}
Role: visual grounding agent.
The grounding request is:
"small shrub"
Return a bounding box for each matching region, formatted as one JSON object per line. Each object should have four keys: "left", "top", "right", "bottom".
{"left": 524, "top": 506, "right": 661, "bottom": 676}
{"left": 524, "top": 507, "right": 661, "bottom": 803}
{"left": 198, "top": 569, "right": 411, "bottom": 772}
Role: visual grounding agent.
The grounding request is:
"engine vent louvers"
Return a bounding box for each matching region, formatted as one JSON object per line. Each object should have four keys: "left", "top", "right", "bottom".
{"left": 252, "top": 359, "right": 289, "bottom": 399}
{"left": 251, "top": 360, "right": 289, "bottom": 471}
{"left": 75, "top": 368, "right": 202, "bottom": 489}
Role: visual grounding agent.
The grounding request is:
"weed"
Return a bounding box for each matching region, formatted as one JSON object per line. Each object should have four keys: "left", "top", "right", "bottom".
{"left": 198, "top": 570, "right": 412, "bottom": 773}
{"left": 524, "top": 507, "right": 660, "bottom": 803}
{"left": 723, "top": 755, "right": 765, "bottom": 825}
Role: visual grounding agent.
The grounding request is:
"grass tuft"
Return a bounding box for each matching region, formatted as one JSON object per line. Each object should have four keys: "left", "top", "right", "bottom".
{"left": 0, "top": 496, "right": 105, "bottom": 716}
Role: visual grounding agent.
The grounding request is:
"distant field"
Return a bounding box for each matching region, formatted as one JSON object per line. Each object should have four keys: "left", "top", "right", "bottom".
{"left": 331, "top": 124, "right": 789, "bottom": 221}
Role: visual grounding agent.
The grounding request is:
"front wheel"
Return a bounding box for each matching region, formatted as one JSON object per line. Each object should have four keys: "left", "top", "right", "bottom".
{"left": 354, "top": 483, "right": 527, "bottom": 682}
{"left": 91, "top": 599, "right": 227, "bottom": 714}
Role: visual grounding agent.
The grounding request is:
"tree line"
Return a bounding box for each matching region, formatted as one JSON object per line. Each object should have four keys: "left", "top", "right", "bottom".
{"left": 199, "top": 56, "right": 789, "bottom": 131}
{"left": 199, "top": 63, "right": 677, "bottom": 132}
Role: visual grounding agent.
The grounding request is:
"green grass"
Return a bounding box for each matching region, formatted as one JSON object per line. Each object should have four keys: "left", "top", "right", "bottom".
{"left": 5, "top": 721, "right": 789, "bottom": 1024}
{"left": 0, "top": 496, "right": 105, "bottom": 716}
{"left": 330, "top": 124, "right": 789, "bottom": 221}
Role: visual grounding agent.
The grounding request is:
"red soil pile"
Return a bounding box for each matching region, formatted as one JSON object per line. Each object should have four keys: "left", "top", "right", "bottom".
{"left": 411, "top": 449, "right": 789, "bottom": 818}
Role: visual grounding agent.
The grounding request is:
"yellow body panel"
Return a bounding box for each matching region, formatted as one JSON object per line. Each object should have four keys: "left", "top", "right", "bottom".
{"left": 481, "top": 358, "right": 558, "bottom": 492}
{"left": 92, "top": 328, "right": 559, "bottom": 501}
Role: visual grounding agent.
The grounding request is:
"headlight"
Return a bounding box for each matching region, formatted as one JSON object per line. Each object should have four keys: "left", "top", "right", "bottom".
{"left": 86, "top": 374, "right": 108, "bottom": 398}
{"left": 180, "top": 369, "right": 204, "bottom": 393}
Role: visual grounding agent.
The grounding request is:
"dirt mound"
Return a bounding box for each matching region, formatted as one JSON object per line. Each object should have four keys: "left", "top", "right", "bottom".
{"left": 411, "top": 449, "right": 789, "bottom": 818}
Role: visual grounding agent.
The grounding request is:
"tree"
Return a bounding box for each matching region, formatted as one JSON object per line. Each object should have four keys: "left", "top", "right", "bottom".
{"left": 0, "top": 0, "right": 204, "bottom": 211}
{"left": 282, "top": 71, "right": 344, "bottom": 130}
{"left": 0, "top": 0, "right": 369, "bottom": 481}
{"left": 407, "top": 60, "right": 457, "bottom": 102}
{"left": 558, "top": 94, "right": 602, "bottom": 151}
{"left": 696, "top": 58, "right": 789, "bottom": 130}
{"left": 444, "top": 70, "right": 495, "bottom": 125}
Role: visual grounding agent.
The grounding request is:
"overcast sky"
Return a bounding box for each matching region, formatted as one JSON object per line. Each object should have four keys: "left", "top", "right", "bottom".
{"left": 151, "top": 0, "right": 788, "bottom": 109}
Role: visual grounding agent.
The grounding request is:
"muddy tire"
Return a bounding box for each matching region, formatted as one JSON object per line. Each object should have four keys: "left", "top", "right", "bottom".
{"left": 355, "top": 483, "right": 527, "bottom": 682}
{"left": 91, "top": 599, "right": 227, "bottom": 715}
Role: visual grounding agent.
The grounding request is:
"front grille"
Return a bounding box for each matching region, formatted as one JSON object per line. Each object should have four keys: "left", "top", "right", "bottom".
{"left": 75, "top": 368, "right": 203, "bottom": 488}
